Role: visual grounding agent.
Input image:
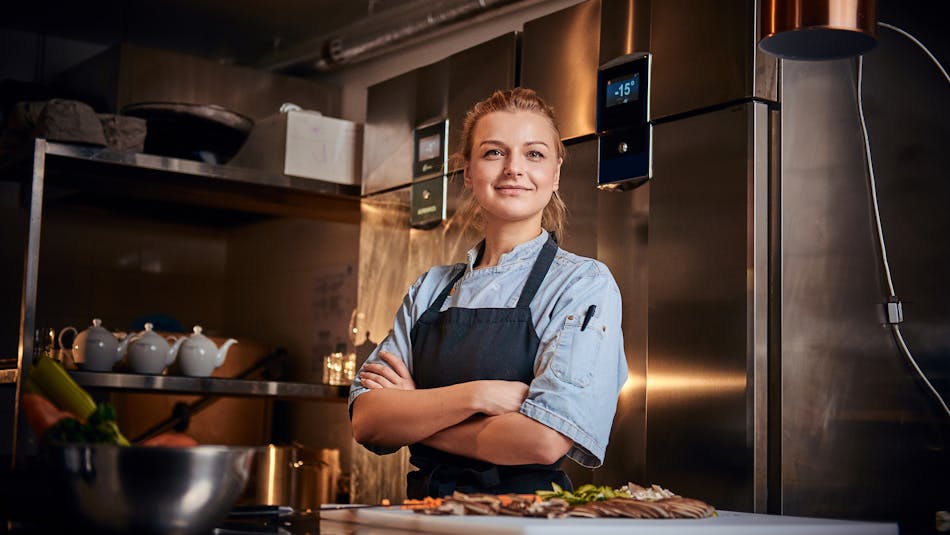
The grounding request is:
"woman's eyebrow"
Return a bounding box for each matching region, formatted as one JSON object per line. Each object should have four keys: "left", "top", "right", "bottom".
{"left": 478, "top": 139, "right": 507, "bottom": 147}
{"left": 478, "top": 139, "right": 550, "bottom": 148}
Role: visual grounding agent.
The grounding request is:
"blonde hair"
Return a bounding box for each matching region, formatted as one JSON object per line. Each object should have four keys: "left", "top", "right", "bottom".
{"left": 453, "top": 87, "right": 568, "bottom": 240}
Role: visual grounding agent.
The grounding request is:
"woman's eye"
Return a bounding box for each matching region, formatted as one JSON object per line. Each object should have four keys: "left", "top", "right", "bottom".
{"left": 483, "top": 148, "right": 503, "bottom": 158}
{"left": 527, "top": 150, "right": 545, "bottom": 160}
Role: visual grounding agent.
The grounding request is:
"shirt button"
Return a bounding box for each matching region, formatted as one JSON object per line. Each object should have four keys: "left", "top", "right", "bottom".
{"left": 567, "top": 315, "right": 574, "bottom": 320}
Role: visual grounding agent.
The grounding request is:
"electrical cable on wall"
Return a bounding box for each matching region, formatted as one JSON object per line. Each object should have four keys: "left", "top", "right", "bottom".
{"left": 856, "top": 22, "right": 950, "bottom": 418}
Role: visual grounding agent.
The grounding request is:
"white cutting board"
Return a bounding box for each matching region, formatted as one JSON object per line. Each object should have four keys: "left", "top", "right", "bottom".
{"left": 320, "top": 506, "right": 897, "bottom": 535}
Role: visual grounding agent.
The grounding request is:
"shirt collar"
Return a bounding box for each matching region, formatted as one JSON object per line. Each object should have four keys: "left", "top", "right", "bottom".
{"left": 465, "top": 229, "right": 550, "bottom": 271}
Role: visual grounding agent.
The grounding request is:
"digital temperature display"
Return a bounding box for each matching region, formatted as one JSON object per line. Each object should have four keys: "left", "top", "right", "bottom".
{"left": 605, "top": 73, "right": 640, "bottom": 108}
{"left": 417, "top": 133, "right": 442, "bottom": 162}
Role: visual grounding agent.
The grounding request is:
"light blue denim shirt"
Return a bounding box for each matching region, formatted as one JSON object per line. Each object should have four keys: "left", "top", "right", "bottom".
{"left": 349, "top": 230, "right": 627, "bottom": 468}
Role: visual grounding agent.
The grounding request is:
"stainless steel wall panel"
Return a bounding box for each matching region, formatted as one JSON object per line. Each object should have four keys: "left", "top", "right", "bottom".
{"left": 595, "top": 162, "right": 651, "bottom": 489}
{"left": 521, "top": 0, "right": 602, "bottom": 141}
{"left": 779, "top": 56, "right": 949, "bottom": 529}
{"left": 599, "top": 0, "right": 651, "bottom": 65}
{"left": 414, "top": 61, "right": 450, "bottom": 127}
{"left": 447, "top": 33, "right": 518, "bottom": 171}
{"left": 646, "top": 102, "right": 768, "bottom": 511}
{"left": 649, "top": 0, "right": 777, "bottom": 120}
{"left": 351, "top": 188, "right": 413, "bottom": 504}
{"left": 750, "top": 103, "right": 772, "bottom": 514}
{"left": 557, "top": 140, "right": 601, "bottom": 257}
{"left": 363, "top": 72, "right": 418, "bottom": 195}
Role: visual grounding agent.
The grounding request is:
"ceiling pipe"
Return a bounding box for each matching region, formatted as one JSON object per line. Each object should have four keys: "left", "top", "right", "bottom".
{"left": 759, "top": 0, "right": 877, "bottom": 60}
{"left": 254, "top": 0, "right": 531, "bottom": 74}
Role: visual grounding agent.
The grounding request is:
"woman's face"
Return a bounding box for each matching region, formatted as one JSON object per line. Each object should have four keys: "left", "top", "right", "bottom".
{"left": 464, "top": 110, "right": 562, "bottom": 231}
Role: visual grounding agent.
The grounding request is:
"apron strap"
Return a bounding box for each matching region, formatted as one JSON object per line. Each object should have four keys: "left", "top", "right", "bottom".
{"left": 428, "top": 233, "right": 557, "bottom": 314}
{"left": 428, "top": 265, "right": 466, "bottom": 314}
{"left": 516, "top": 233, "right": 558, "bottom": 308}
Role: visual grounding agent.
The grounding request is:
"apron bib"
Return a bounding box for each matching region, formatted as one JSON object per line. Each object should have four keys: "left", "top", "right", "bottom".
{"left": 406, "top": 234, "right": 571, "bottom": 499}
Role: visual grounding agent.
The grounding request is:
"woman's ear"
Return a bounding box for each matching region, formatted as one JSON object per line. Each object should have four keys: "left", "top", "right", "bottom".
{"left": 463, "top": 165, "right": 472, "bottom": 188}
{"left": 553, "top": 158, "right": 562, "bottom": 191}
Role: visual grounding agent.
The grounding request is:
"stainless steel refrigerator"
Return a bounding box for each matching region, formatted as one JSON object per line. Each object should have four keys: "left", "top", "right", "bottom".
{"left": 352, "top": 1, "right": 948, "bottom": 530}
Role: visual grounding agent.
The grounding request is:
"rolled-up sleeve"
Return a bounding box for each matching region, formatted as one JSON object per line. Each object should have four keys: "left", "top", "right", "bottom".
{"left": 521, "top": 262, "right": 627, "bottom": 467}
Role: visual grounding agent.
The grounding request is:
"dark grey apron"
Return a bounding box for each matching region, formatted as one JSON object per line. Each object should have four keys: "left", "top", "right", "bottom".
{"left": 406, "top": 234, "right": 571, "bottom": 499}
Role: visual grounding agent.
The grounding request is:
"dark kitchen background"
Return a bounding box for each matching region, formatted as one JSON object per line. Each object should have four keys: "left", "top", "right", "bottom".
{"left": 1, "top": 1, "right": 947, "bottom": 533}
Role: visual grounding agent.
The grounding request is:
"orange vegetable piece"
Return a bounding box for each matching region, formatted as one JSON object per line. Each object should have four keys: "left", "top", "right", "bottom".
{"left": 21, "top": 392, "right": 74, "bottom": 438}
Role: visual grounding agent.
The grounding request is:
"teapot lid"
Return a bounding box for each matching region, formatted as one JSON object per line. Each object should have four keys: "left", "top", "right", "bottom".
{"left": 136, "top": 322, "right": 162, "bottom": 341}
{"left": 190, "top": 325, "right": 210, "bottom": 340}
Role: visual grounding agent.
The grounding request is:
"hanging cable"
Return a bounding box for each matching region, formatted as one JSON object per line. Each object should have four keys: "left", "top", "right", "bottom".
{"left": 855, "top": 22, "right": 950, "bottom": 417}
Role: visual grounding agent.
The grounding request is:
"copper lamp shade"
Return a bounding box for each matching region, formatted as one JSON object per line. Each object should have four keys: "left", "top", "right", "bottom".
{"left": 760, "top": 0, "right": 877, "bottom": 60}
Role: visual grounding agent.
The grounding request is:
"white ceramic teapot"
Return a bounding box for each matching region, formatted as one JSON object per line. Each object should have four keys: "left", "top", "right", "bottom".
{"left": 177, "top": 325, "right": 237, "bottom": 377}
{"left": 127, "top": 323, "right": 187, "bottom": 375}
{"left": 63, "top": 318, "right": 132, "bottom": 372}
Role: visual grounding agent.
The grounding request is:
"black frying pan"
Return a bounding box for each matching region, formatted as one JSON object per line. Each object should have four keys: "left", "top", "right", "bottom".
{"left": 120, "top": 102, "right": 253, "bottom": 164}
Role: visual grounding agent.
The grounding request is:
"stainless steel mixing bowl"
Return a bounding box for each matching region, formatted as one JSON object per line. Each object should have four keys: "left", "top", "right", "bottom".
{"left": 47, "top": 444, "right": 257, "bottom": 535}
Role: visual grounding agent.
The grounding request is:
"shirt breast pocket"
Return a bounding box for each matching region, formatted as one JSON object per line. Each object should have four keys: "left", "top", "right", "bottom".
{"left": 551, "top": 313, "right": 604, "bottom": 388}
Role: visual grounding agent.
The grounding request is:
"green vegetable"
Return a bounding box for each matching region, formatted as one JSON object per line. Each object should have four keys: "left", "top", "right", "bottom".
{"left": 29, "top": 356, "right": 130, "bottom": 446}
{"left": 30, "top": 355, "right": 97, "bottom": 418}
{"left": 536, "top": 483, "right": 631, "bottom": 505}
{"left": 44, "top": 402, "right": 128, "bottom": 445}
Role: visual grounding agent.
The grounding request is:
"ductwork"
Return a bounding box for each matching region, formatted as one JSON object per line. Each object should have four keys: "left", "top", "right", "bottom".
{"left": 254, "top": 0, "right": 541, "bottom": 74}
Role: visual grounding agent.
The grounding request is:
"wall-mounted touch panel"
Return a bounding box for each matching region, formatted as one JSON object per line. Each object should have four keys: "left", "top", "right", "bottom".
{"left": 597, "top": 52, "right": 652, "bottom": 190}
{"left": 413, "top": 120, "right": 449, "bottom": 180}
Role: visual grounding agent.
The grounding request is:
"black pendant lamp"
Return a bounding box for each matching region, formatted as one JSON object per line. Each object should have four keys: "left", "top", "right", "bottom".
{"left": 759, "top": 0, "right": 877, "bottom": 60}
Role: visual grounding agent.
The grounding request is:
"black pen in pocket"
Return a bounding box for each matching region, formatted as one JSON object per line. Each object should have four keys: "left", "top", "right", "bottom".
{"left": 581, "top": 305, "right": 596, "bottom": 331}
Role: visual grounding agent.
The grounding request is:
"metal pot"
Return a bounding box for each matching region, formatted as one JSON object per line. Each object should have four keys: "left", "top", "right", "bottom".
{"left": 253, "top": 444, "right": 340, "bottom": 511}
{"left": 48, "top": 444, "right": 256, "bottom": 535}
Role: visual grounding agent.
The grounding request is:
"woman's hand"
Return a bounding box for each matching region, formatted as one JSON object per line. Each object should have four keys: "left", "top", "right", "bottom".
{"left": 474, "top": 380, "right": 529, "bottom": 415}
{"left": 360, "top": 351, "right": 416, "bottom": 390}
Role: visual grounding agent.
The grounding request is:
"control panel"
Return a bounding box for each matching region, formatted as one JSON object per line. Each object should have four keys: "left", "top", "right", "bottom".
{"left": 596, "top": 52, "right": 652, "bottom": 190}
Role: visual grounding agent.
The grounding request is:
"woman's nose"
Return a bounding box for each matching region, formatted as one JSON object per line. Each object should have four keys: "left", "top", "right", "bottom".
{"left": 504, "top": 156, "right": 525, "bottom": 176}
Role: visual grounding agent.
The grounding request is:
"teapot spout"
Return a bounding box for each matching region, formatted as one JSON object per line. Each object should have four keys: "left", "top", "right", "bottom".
{"left": 216, "top": 338, "right": 238, "bottom": 367}
{"left": 116, "top": 330, "right": 137, "bottom": 362}
{"left": 168, "top": 336, "right": 187, "bottom": 366}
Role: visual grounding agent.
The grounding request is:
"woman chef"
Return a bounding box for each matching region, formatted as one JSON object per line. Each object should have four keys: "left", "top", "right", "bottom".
{"left": 349, "top": 88, "right": 627, "bottom": 499}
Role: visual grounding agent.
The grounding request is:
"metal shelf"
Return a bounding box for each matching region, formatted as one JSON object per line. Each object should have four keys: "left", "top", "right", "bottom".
{"left": 69, "top": 371, "right": 348, "bottom": 401}
{"left": 40, "top": 141, "right": 360, "bottom": 198}
{"left": 5, "top": 139, "right": 361, "bottom": 463}
{"left": 26, "top": 141, "right": 362, "bottom": 226}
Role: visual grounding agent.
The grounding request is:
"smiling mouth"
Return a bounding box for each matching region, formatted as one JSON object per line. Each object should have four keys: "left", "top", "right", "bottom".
{"left": 495, "top": 184, "right": 532, "bottom": 191}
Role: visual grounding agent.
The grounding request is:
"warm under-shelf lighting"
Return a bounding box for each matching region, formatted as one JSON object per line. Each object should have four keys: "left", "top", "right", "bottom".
{"left": 759, "top": 0, "right": 877, "bottom": 60}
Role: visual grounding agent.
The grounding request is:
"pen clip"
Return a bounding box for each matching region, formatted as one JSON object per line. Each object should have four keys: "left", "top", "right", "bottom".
{"left": 581, "top": 305, "right": 596, "bottom": 331}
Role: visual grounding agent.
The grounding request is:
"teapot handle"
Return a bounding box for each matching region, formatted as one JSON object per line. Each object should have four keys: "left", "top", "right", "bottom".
{"left": 58, "top": 326, "right": 77, "bottom": 350}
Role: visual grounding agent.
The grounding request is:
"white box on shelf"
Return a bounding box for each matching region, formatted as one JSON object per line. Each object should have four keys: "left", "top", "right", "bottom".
{"left": 231, "top": 109, "right": 361, "bottom": 185}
